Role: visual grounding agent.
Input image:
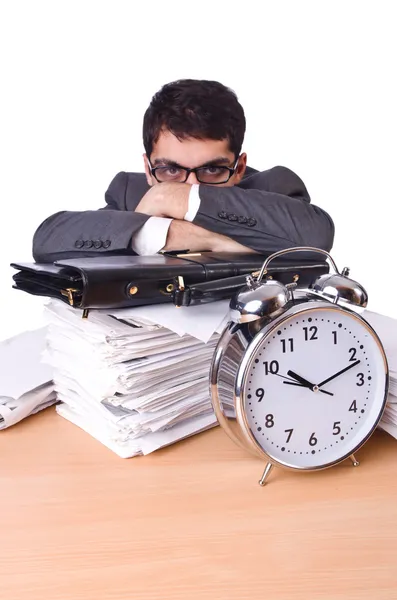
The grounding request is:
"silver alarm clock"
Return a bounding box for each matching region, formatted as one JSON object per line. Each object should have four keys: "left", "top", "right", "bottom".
{"left": 210, "top": 247, "right": 389, "bottom": 486}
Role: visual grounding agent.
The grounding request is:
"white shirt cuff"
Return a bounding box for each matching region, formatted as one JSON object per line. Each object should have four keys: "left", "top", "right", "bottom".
{"left": 131, "top": 216, "right": 173, "bottom": 256}
{"left": 184, "top": 184, "right": 201, "bottom": 222}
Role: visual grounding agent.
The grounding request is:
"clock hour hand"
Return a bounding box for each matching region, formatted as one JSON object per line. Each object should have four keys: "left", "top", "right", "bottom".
{"left": 317, "top": 360, "right": 361, "bottom": 388}
{"left": 287, "top": 370, "right": 316, "bottom": 390}
{"left": 283, "top": 370, "right": 334, "bottom": 396}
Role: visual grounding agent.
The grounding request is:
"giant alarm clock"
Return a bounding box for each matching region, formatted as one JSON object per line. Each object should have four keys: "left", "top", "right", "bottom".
{"left": 210, "top": 247, "right": 388, "bottom": 486}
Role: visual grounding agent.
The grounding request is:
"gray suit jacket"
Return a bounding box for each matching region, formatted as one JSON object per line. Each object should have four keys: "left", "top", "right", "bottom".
{"left": 32, "top": 166, "right": 334, "bottom": 262}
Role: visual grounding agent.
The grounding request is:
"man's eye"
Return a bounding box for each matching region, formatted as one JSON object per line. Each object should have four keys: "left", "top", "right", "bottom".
{"left": 203, "top": 166, "right": 223, "bottom": 175}
{"left": 165, "top": 167, "right": 181, "bottom": 175}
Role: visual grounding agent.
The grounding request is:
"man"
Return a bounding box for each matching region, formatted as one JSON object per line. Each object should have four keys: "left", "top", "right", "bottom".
{"left": 32, "top": 79, "right": 334, "bottom": 263}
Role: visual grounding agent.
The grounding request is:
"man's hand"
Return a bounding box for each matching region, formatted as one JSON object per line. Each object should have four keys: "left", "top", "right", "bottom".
{"left": 135, "top": 183, "right": 191, "bottom": 219}
{"left": 162, "top": 220, "right": 257, "bottom": 253}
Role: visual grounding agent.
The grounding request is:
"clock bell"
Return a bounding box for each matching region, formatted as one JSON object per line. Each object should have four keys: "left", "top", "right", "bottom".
{"left": 229, "top": 246, "right": 369, "bottom": 325}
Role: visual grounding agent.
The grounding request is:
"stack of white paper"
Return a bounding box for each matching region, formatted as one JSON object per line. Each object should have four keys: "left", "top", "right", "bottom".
{"left": 362, "top": 310, "right": 397, "bottom": 438}
{"left": 44, "top": 299, "right": 230, "bottom": 458}
{"left": 0, "top": 328, "right": 56, "bottom": 430}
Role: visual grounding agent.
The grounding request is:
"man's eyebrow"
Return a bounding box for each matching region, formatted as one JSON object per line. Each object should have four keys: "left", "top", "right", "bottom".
{"left": 152, "top": 156, "right": 232, "bottom": 168}
{"left": 152, "top": 158, "right": 181, "bottom": 167}
{"left": 198, "top": 157, "right": 232, "bottom": 167}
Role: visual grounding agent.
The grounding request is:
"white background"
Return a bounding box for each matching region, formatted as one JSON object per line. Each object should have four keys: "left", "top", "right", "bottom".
{"left": 1, "top": 0, "right": 396, "bottom": 340}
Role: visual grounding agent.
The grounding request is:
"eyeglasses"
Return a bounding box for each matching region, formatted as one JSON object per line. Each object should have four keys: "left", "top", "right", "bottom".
{"left": 147, "top": 157, "right": 239, "bottom": 184}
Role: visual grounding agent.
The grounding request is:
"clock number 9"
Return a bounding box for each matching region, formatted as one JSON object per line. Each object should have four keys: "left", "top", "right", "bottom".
{"left": 255, "top": 388, "right": 265, "bottom": 402}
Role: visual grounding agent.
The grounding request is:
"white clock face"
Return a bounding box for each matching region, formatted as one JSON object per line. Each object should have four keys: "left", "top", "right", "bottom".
{"left": 241, "top": 306, "right": 388, "bottom": 469}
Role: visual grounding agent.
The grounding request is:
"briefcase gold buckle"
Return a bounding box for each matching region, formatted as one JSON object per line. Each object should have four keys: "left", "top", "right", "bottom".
{"left": 60, "top": 287, "right": 79, "bottom": 306}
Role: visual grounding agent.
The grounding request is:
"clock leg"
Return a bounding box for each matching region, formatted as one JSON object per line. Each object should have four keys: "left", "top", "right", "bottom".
{"left": 349, "top": 454, "right": 360, "bottom": 467}
{"left": 258, "top": 462, "right": 274, "bottom": 486}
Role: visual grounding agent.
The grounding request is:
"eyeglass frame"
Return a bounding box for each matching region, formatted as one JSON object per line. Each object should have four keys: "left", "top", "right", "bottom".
{"left": 146, "top": 156, "right": 240, "bottom": 185}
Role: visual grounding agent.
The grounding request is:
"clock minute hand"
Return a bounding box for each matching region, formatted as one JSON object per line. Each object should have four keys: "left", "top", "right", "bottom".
{"left": 317, "top": 360, "right": 361, "bottom": 388}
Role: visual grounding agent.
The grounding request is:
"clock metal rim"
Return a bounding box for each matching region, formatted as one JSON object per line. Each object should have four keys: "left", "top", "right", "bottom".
{"left": 210, "top": 329, "right": 265, "bottom": 459}
{"left": 234, "top": 302, "right": 389, "bottom": 472}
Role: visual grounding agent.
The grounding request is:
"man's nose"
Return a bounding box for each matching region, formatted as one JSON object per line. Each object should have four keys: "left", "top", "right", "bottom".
{"left": 186, "top": 171, "right": 199, "bottom": 185}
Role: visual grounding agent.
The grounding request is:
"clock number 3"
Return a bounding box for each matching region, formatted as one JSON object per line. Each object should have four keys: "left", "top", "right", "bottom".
{"left": 356, "top": 373, "right": 365, "bottom": 386}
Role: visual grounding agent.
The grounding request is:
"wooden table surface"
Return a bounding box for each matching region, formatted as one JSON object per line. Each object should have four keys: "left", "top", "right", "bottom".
{"left": 1, "top": 408, "right": 397, "bottom": 600}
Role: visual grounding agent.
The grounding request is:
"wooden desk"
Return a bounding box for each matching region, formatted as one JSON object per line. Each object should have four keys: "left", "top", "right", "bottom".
{"left": 1, "top": 408, "right": 397, "bottom": 600}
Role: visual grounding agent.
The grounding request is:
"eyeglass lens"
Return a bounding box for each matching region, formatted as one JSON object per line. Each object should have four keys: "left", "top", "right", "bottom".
{"left": 154, "top": 166, "right": 232, "bottom": 184}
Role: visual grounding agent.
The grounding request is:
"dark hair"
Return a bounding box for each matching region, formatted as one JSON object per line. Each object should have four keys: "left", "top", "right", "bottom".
{"left": 143, "top": 79, "right": 246, "bottom": 159}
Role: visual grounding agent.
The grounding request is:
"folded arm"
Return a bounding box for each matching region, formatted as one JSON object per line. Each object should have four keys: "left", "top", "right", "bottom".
{"left": 162, "top": 220, "right": 256, "bottom": 253}
{"left": 32, "top": 166, "right": 334, "bottom": 262}
{"left": 134, "top": 167, "right": 335, "bottom": 254}
{"left": 32, "top": 206, "right": 150, "bottom": 263}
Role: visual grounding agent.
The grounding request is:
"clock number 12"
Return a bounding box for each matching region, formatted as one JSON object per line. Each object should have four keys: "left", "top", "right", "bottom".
{"left": 303, "top": 326, "right": 318, "bottom": 341}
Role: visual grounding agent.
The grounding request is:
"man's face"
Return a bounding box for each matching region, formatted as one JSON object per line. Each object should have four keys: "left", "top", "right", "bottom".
{"left": 144, "top": 129, "right": 247, "bottom": 187}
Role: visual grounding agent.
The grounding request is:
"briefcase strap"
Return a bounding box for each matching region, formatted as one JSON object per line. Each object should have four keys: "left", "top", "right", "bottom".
{"left": 172, "top": 263, "right": 329, "bottom": 307}
{"left": 173, "top": 273, "right": 251, "bottom": 307}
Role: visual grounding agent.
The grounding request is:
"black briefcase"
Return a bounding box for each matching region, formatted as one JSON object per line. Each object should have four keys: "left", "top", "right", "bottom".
{"left": 10, "top": 252, "right": 329, "bottom": 309}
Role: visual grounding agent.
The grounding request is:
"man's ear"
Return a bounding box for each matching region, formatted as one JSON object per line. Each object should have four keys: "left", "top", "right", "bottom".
{"left": 143, "top": 154, "right": 153, "bottom": 186}
{"left": 232, "top": 152, "right": 247, "bottom": 184}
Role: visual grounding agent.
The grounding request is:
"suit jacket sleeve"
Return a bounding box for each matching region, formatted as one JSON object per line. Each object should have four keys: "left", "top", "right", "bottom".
{"left": 32, "top": 172, "right": 150, "bottom": 263}
{"left": 192, "top": 166, "right": 335, "bottom": 253}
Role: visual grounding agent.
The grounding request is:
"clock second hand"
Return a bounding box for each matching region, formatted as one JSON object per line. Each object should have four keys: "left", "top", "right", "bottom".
{"left": 283, "top": 381, "right": 334, "bottom": 397}
{"left": 272, "top": 372, "right": 334, "bottom": 396}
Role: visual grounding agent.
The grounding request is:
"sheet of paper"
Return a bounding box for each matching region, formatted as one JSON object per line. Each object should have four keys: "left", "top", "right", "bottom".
{"left": 56, "top": 403, "right": 217, "bottom": 458}
{"left": 0, "top": 383, "right": 57, "bottom": 429}
{"left": 0, "top": 327, "right": 53, "bottom": 399}
{"left": 362, "top": 310, "right": 397, "bottom": 363}
{"left": 106, "top": 300, "right": 230, "bottom": 343}
{"left": 378, "top": 420, "right": 397, "bottom": 439}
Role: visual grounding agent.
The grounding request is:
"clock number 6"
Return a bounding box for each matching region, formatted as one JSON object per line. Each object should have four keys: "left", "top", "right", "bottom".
{"left": 309, "top": 432, "right": 318, "bottom": 446}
